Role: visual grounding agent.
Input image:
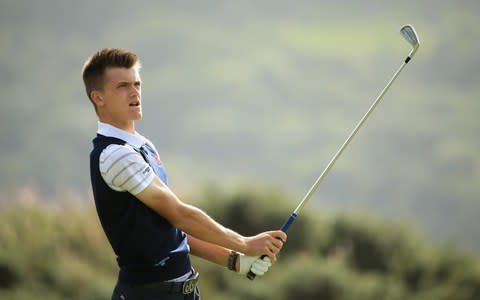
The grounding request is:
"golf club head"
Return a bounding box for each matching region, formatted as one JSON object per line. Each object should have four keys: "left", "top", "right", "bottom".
{"left": 400, "top": 24, "right": 420, "bottom": 60}
{"left": 400, "top": 24, "right": 419, "bottom": 47}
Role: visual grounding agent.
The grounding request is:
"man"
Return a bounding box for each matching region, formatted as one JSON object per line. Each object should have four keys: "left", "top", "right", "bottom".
{"left": 82, "top": 48, "right": 287, "bottom": 300}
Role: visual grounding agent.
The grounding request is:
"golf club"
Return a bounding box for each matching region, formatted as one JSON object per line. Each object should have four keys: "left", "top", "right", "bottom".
{"left": 247, "top": 24, "right": 420, "bottom": 280}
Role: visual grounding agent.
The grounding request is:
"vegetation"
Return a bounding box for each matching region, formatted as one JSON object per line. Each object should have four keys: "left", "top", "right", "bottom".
{"left": 1, "top": 187, "right": 479, "bottom": 300}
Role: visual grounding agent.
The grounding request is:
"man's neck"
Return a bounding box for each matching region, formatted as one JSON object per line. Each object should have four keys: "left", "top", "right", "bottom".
{"left": 99, "top": 118, "right": 135, "bottom": 134}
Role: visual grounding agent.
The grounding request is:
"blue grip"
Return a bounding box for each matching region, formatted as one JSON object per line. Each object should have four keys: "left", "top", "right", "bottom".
{"left": 247, "top": 212, "right": 298, "bottom": 280}
{"left": 280, "top": 213, "right": 297, "bottom": 232}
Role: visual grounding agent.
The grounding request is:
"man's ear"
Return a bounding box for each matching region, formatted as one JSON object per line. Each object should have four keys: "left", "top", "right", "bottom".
{"left": 91, "top": 90, "right": 105, "bottom": 107}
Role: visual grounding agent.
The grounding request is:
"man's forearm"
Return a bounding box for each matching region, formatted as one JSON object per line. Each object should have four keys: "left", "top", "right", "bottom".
{"left": 174, "top": 203, "right": 247, "bottom": 253}
{"left": 188, "top": 235, "right": 233, "bottom": 269}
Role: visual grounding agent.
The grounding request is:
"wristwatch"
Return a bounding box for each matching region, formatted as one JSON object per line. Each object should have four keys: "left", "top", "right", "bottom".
{"left": 228, "top": 250, "right": 240, "bottom": 272}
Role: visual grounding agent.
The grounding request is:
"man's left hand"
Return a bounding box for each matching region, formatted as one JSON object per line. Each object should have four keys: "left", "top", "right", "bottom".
{"left": 238, "top": 255, "right": 272, "bottom": 276}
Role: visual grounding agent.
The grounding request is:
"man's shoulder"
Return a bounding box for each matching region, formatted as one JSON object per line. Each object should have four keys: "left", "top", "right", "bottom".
{"left": 93, "top": 134, "right": 127, "bottom": 146}
{"left": 100, "top": 143, "right": 140, "bottom": 163}
{"left": 97, "top": 141, "right": 154, "bottom": 195}
{"left": 93, "top": 135, "right": 132, "bottom": 154}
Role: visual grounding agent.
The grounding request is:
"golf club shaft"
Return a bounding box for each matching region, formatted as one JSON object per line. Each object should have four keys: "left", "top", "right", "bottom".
{"left": 247, "top": 56, "right": 411, "bottom": 281}
{"left": 292, "top": 58, "right": 410, "bottom": 217}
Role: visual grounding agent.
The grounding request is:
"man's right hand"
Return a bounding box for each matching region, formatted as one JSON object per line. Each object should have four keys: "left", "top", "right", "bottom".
{"left": 243, "top": 230, "right": 287, "bottom": 262}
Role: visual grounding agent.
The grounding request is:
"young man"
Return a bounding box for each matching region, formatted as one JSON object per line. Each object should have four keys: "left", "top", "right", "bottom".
{"left": 82, "top": 48, "right": 287, "bottom": 300}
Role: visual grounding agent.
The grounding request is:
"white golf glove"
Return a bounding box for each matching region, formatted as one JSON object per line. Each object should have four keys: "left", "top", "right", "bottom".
{"left": 238, "top": 255, "right": 272, "bottom": 276}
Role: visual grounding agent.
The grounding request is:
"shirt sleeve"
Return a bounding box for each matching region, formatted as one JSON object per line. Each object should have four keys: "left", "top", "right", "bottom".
{"left": 99, "top": 144, "right": 155, "bottom": 195}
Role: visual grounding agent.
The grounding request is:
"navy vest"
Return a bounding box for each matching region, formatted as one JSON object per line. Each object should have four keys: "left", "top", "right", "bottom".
{"left": 90, "top": 134, "right": 191, "bottom": 284}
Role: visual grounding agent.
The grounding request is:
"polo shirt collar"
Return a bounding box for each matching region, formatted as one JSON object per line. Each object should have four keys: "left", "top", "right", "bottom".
{"left": 97, "top": 121, "right": 146, "bottom": 148}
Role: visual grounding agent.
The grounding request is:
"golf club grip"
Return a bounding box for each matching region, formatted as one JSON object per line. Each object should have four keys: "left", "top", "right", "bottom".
{"left": 247, "top": 213, "right": 298, "bottom": 280}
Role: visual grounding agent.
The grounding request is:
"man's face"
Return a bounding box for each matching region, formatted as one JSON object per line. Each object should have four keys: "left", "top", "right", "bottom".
{"left": 96, "top": 67, "right": 143, "bottom": 128}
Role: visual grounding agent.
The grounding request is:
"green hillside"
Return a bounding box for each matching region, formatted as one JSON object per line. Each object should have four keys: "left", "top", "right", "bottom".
{"left": 0, "top": 1, "right": 479, "bottom": 250}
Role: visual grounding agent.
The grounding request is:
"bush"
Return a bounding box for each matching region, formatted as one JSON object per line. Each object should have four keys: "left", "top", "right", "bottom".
{"left": 1, "top": 186, "right": 480, "bottom": 300}
{"left": 0, "top": 195, "right": 116, "bottom": 300}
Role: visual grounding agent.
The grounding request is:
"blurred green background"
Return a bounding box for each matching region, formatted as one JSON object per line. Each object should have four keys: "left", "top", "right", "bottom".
{"left": 0, "top": 0, "right": 479, "bottom": 299}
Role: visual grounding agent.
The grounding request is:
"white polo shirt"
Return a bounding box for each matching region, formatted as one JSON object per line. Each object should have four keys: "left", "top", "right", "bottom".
{"left": 97, "top": 122, "right": 156, "bottom": 195}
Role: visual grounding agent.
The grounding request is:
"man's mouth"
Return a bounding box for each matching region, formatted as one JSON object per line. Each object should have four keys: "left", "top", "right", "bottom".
{"left": 129, "top": 101, "right": 140, "bottom": 107}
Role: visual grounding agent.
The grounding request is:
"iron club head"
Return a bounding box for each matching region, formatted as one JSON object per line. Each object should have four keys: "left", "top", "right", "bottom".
{"left": 400, "top": 24, "right": 419, "bottom": 47}
{"left": 400, "top": 24, "right": 420, "bottom": 61}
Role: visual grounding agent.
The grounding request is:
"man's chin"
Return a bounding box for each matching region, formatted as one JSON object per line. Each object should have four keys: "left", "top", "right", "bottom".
{"left": 132, "top": 112, "right": 143, "bottom": 120}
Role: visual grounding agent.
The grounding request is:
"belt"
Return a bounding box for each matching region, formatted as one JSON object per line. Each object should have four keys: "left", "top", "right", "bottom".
{"left": 134, "top": 271, "right": 199, "bottom": 295}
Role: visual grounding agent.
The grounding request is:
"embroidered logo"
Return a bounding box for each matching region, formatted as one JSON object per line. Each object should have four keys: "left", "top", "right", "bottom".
{"left": 142, "top": 166, "right": 151, "bottom": 175}
{"left": 154, "top": 256, "right": 170, "bottom": 267}
{"left": 152, "top": 153, "right": 162, "bottom": 165}
{"left": 144, "top": 144, "right": 163, "bottom": 166}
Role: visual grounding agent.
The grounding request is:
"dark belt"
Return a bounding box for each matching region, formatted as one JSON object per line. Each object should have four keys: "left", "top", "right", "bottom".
{"left": 134, "top": 271, "right": 199, "bottom": 295}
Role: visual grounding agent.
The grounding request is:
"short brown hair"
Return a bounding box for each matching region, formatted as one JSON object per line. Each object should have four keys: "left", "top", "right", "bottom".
{"left": 81, "top": 48, "right": 140, "bottom": 106}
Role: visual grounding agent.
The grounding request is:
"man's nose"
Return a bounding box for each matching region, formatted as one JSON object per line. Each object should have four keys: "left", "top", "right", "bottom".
{"left": 131, "top": 85, "right": 141, "bottom": 97}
